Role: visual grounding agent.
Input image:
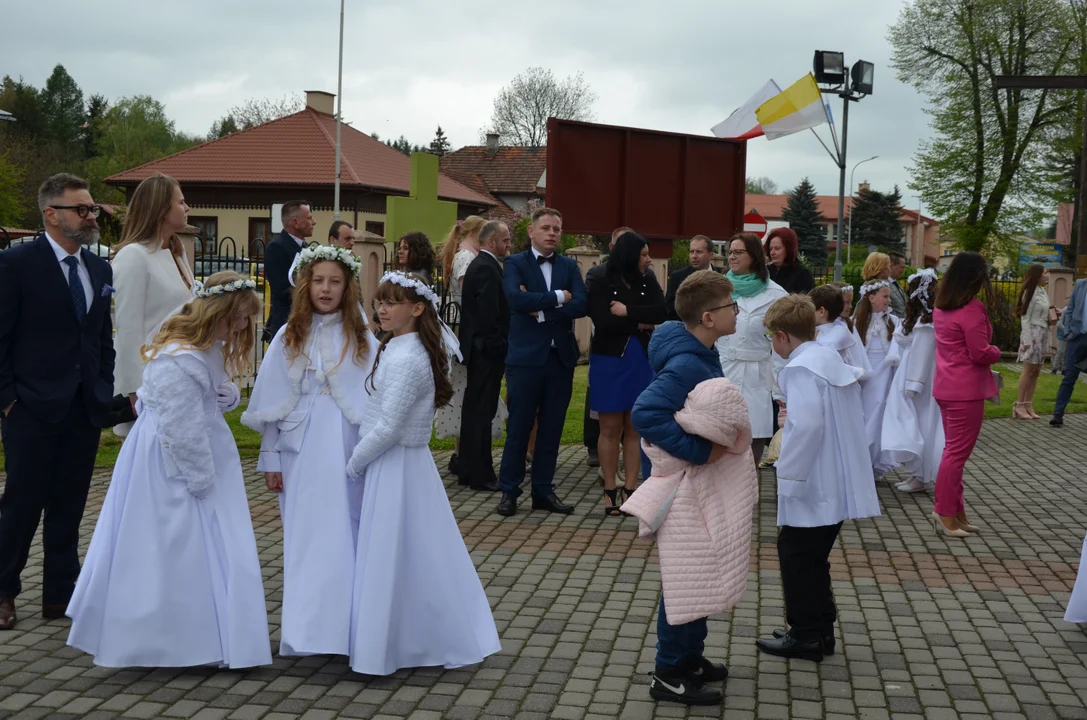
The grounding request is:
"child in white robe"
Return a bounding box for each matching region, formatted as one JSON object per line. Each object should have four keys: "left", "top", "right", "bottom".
{"left": 346, "top": 271, "right": 501, "bottom": 675}
{"left": 67, "top": 271, "right": 271, "bottom": 669}
{"left": 811, "top": 284, "right": 871, "bottom": 376}
{"left": 242, "top": 246, "right": 377, "bottom": 658}
{"left": 880, "top": 269, "right": 945, "bottom": 493}
{"left": 853, "top": 280, "right": 902, "bottom": 478}
{"left": 756, "top": 295, "right": 880, "bottom": 663}
{"left": 1065, "top": 532, "right": 1087, "bottom": 624}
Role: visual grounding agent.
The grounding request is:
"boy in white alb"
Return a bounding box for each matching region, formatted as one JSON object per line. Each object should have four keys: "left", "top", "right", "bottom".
{"left": 756, "top": 295, "right": 881, "bottom": 662}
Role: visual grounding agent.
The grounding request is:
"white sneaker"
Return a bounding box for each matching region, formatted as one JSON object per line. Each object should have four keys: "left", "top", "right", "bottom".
{"left": 897, "top": 477, "right": 926, "bottom": 493}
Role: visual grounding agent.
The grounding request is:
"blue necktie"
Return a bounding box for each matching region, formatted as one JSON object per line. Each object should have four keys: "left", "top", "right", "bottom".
{"left": 63, "top": 255, "right": 87, "bottom": 324}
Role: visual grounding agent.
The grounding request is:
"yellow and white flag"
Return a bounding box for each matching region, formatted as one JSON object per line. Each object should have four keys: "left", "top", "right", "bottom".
{"left": 754, "top": 73, "right": 828, "bottom": 141}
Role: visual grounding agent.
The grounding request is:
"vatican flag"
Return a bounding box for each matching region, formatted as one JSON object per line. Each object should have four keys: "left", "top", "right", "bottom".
{"left": 754, "top": 73, "right": 828, "bottom": 141}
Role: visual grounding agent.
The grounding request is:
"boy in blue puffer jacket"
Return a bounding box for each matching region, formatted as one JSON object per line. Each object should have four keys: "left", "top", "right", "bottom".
{"left": 631, "top": 270, "right": 738, "bottom": 706}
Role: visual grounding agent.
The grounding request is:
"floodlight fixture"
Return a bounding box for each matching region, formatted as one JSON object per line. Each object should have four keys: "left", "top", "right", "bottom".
{"left": 851, "top": 60, "right": 874, "bottom": 95}
{"left": 813, "top": 51, "right": 846, "bottom": 85}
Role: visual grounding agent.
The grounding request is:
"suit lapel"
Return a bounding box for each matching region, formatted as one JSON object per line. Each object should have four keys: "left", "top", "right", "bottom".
{"left": 82, "top": 248, "right": 104, "bottom": 312}
{"left": 524, "top": 250, "right": 548, "bottom": 291}
{"left": 36, "top": 236, "right": 81, "bottom": 325}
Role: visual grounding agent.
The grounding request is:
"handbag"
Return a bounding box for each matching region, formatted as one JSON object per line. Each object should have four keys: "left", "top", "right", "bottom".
{"left": 1048, "top": 306, "right": 1060, "bottom": 326}
{"left": 986, "top": 369, "right": 1004, "bottom": 404}
{"left": 104, "top": 394, "right": 137, "bottom": 428}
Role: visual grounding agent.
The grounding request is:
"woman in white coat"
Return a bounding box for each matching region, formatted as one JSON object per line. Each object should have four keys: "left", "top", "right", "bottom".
{"left": 716, "top": 232, "right": 787, "bottom": 463}
{"left": 111, "top": 174, "right": 195, "bottom": 436}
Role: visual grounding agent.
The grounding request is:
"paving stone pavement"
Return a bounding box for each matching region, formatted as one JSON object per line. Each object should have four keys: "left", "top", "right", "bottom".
{"left": 2, "top": 415, "right": 1087, "bottom": 719}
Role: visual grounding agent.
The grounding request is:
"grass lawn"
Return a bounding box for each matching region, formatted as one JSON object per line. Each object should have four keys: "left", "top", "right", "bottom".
{"left": 1, "top": 363, "right": 1080, "bottom": 469}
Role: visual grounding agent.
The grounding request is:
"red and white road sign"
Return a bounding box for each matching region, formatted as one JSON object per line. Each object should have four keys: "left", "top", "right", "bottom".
{"left": 743, "top": 210, "right": 768, "bottom": 239}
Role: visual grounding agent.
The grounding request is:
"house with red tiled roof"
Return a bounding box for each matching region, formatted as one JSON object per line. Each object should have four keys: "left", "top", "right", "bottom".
{"left": 106, "top": 91, "right": 495, "bottom": 257}
{"left": 439, "top": 134, "right": 546, "bottom": 220}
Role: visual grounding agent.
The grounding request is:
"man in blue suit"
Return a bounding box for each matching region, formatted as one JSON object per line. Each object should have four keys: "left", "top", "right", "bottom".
{"left": 0, "top": 174, "right": 116, "bottom": 630}
{"left": 1051, "top": 278, "right": 1087, "bottom": 427}
{"left": 497, "top": 208, "right": 588, "bottom": 516}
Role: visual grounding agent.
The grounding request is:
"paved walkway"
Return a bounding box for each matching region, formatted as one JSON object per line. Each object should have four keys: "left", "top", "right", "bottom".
{"left": 1, "top": 416, "right": 1086, "bottom": 720}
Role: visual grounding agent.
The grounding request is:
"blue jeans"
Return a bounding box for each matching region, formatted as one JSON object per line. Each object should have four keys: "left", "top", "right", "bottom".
{"left": 1053, "top": 334, "right": 1087, "bottom": 418}
{"left": 655, "top": 596, "right": 708, "bottom": 672}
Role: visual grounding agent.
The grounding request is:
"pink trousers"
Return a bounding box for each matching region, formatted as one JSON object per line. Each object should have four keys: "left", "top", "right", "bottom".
{"left": 934, "top": 399, "right": 985, "bottom": 516}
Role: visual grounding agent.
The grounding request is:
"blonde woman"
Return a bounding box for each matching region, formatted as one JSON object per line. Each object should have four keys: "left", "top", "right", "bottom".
{"left": 111, "top": 174, "right": 195, "bottom": 436}
{"left": 862, "top": 251, "right": 891, "bottom": 282}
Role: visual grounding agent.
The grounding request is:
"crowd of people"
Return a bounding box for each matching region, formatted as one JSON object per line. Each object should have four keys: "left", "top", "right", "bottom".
{"left": 3, "top": 171, "right": 1087, "bottom": 706}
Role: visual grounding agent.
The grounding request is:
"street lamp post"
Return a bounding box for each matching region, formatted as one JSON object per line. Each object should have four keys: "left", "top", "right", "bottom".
{"left": 846, "top": 155, "right": 878, "bottom": 264}
{"left": 333, "top": 0, "right": 345, "bottom": 221}
{"left": 813, "top": 51, "right": 873, "bottom": 282}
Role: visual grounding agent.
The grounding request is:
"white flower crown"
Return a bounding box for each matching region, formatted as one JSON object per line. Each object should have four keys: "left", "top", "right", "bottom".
{"left": 194, "top": 278, "right": 257, "bottom": 298}
{"left": 908, "top": 268, "right": 938, "bottom": 311}
{"left": 859, "top": 279, "right": 892, "bottom": 298}
{"left": 293, "top": 245, "right": 361, "bottom": 280}
{"left": 379, "top": 270, "right": 440, "bottom": 312}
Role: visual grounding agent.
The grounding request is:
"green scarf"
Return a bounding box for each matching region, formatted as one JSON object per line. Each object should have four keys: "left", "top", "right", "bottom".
{"left": 726, "top": 271, "right": 768, "bottom": 298}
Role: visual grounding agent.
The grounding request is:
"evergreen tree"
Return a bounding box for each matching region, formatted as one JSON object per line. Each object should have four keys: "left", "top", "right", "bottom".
{"left": 781, "top": 177, "right": 827, "bottom": 267}
{"left": 82, "top": 94, "right": 108, "bottom": 159}
{"left": 429, "top": 125, "right": 451, "bottom": 156}
{"left": 38, "top": 65, "right": 84, "bottom": 157}
{"left": 850, "top": 184, "right": 906, "bottom": 253}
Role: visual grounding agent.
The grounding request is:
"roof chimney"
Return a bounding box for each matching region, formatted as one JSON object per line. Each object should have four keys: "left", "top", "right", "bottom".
{"left": 485, "top": 132, "right": 499, "bottom": 155}
{"left": 858, "top": 181, "right": 871, "bottom": 193}
{"left": 305, "top": 91, "right": 335, "bottom": 115}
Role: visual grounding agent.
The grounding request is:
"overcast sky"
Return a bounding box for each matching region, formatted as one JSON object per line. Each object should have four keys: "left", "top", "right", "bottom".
{"left": 4, "top": 0, "right": 929, "bottom": 209}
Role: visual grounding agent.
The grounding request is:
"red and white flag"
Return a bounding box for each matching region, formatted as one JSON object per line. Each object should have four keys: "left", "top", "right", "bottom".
{"left": 710, "top": 80, "right": 782, "bottom": 140}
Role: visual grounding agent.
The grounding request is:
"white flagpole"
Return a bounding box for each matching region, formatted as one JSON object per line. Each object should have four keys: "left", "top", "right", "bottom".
{"left": 333, "top": 0, "right": 345, "bottom": 221}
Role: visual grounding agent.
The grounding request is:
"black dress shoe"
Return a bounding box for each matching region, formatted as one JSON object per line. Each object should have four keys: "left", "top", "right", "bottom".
{"left": 772, "top": 627, "right": 835, "bottom": 655}
{"left": 1051, "top": 415, "right": 1064, "bottom": 427}
{"left": 686, "top": 655, "right": 729, "bottom": 682}
{"left": 497, "top": 493, "right": 517, "bottom": 517}
{"left": 42, "top": 603, "right": 67, "bottom": 620}
{"left": 586, "top": 448, "right": 600, "bottom": 467}
{"left": 470, "top": 478, "right": 499, "bottom": 492}
{"left": 756, "top": 631, "right": 824, "bottom": 662}
{"left": 448, "top": 453, "right": 460, "bottom": 475}
{"left": 649, "top": 669, "right": 723, "bottom": 706}
{"left": 531, "top": 493, "right": 574, "bottom": 514}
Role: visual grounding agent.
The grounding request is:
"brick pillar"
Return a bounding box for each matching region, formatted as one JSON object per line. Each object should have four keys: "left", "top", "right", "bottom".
{"left": 566, "top": 246, "right": 601, "bottom": 361}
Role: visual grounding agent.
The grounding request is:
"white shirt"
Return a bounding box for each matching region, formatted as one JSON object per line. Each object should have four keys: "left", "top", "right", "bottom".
{"left": 288, "top": 232, "right": 305, "bottom": 248}
{"left": 480, "top": 248, "right": 498, "bottom": 262}
{"left": 46, "top": 232, "right": 93, "bottom": 310}
{"left": 530, "top": 247, "right": 565, "bottom": 324}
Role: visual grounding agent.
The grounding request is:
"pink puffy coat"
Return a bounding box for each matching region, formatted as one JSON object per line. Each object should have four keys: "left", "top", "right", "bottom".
{"left": 622, "top": 378, "right": 759, "bottom": 625}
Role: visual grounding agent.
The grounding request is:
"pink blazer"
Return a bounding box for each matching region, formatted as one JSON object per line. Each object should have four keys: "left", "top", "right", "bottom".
{"left": 933, "top": 299, "right": 1001, "bottom": 401}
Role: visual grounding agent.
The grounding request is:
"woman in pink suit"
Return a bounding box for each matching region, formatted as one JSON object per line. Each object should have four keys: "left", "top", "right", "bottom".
{"left": 932, "top": 252, "right": 1001, "bottom": 538}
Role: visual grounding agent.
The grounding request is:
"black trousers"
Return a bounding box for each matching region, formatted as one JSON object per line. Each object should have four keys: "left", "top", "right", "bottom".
{"left": 0, "top": 396, "right": 100, "bottom": 603}
{"left": 583, "top": 384, "right": 599, "bottom": 450}
{"left": 459, "top": 354, "right": 504, "bottom": 486}
{"left": 500, "top": 351, "right": 574, "bottom": 498}
{"left": 778, "top": 523, "right": 843, "bottom": 640}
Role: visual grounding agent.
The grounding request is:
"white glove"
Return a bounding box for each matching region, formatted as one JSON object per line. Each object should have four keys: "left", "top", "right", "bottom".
{"left": 187, "top": 476, "right": 213, "bottom": 498}
{"left": 216, "top": 381, "right": 241, "bottom": 412}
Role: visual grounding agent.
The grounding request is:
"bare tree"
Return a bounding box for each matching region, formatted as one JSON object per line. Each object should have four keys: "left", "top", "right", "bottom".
{"left": 208, "top": 93, "right": 304, "bottom": 138}
{"left": 481, "top": 67, "right": 597, "bottom": 147}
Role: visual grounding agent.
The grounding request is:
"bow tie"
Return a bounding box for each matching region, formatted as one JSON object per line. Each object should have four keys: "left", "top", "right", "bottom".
{"left": 536, "top": 254, "right": 556, "bottom": 265}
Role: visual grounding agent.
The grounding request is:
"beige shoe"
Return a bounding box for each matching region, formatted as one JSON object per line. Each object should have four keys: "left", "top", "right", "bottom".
{"left": 931, "top": 512, "right": 969, "bottom": 538}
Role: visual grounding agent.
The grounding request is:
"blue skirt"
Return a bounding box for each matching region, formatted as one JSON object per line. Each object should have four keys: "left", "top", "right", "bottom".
{"left": 589, "top": 337, "right": 655, "bottom": 413}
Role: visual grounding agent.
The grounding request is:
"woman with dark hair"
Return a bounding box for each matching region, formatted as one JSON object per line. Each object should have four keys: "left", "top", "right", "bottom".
{"left": 1014, "top": 263, "right": 1056, "bottom": 419}
{"left": 716, "top": 233, "right": 787, "bottom": 463}
{"left": 586, "top": 232, "right": 667, "bottom": 516}
{"left": 396, "top": 231, "right": 435, "bottom": 285}
{"left": 765, "top": 228, "right": 814, "bottom": 294}
{"left": 931, "top": 252, "right": 1001, "bottom": 538}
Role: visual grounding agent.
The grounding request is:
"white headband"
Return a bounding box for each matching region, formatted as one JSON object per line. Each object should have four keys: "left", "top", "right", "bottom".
{"left": 194, "top": 277, "right": 257, "bottom": 298}
{"left": 859, "top": 279, "right": 892, "bottom": 298}
{"left": 379, "top": 271, "right": 440, "bottom": 312}
{"left": 908, "top": 268, "right": 938, "bottom": 311}
{"left": 293, "top": 245, "right": 361, "bottom": 281}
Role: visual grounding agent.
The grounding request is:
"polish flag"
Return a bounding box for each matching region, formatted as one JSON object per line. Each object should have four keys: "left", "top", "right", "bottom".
{"left": 710, "top": 80, "right": 782, "bottom": 140}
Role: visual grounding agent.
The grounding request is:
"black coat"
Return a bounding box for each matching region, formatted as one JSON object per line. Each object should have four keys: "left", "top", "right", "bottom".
{"left": 769, "top": 262, "right": 815, "bottom": 294}
{"left": 664, "top": 264, "right": 721, "bottom": 321}
{"left": 587, "top": 268, "right": 667, "bottom": 357}
{"left": 0, "top": 236, "right": 116, "bottom": 426}
{"left": 458, "top": 251, "right": 509, "bottom": 365}
{"left": 263, "top": 231, "right": 305, "bottom": 339}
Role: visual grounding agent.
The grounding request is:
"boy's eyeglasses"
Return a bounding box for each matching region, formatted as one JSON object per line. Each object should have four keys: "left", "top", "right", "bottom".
{"left": 708, "top": 301, "right": 739, "bottom": 314}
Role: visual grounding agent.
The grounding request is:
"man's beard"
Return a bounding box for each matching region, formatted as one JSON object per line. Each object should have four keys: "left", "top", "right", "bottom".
{"left": 58, "top": 216, "right": 100, "bottom": 246}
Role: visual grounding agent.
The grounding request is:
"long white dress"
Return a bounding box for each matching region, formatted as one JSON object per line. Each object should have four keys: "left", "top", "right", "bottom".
{"left": 817, "top": 318, "right": 872, "bottom": 376}
{"left": 241, "top": 312, "right": 377, "bottom": 657}
{"left": 879, "top": 323, "right": 945, "bottom": 486}
{"left": 346, "top": 332, "right": 501, "bottom": 675}
{"left": 854, "top": 312, "right": 902, "bottom": 475}
{"left": 716, "top": 281, "right": 788, "bottom": 439}
{"left": 1066, "top": 533, "right": 1087, "bottom": 623}
{"left": 775, "top": 342, "right": 881, "bottom": 527}
{"left": 67, "top": 344, "right": 272, "bottom": 668}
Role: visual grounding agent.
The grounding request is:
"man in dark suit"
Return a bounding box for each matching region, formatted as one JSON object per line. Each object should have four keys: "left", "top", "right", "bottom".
{"left": 262, "top": 200, "right": 316, "bottom": 342}
{"left": 0, "top": 174, "right": 116, "bottom": 630}
{"left": 457, "top": 220, "right": 512, "bottom": 492}
{"left": 497, "top": 208, "right": 587, "bottom": 517}
{"left": 665, "top": 234, "right": 717, "bottom": 321}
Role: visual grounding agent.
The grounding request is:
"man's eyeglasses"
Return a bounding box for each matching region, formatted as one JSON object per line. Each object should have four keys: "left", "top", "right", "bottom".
{"left": 50, "top": 204, "right": 101, "bottom": 219}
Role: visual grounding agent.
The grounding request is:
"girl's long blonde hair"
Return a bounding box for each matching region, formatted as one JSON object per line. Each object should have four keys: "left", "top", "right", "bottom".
{"left": 283, "top": 259, "right": 370, "bottom": 366}
{"left": 113, "top": 174, "right": 193, "bottom": 285}
{"left": 439, "top": 215, "right": 485, "bottom": 281}
{"left": 142, "top": 270, "right": 262, "bottom": 379}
